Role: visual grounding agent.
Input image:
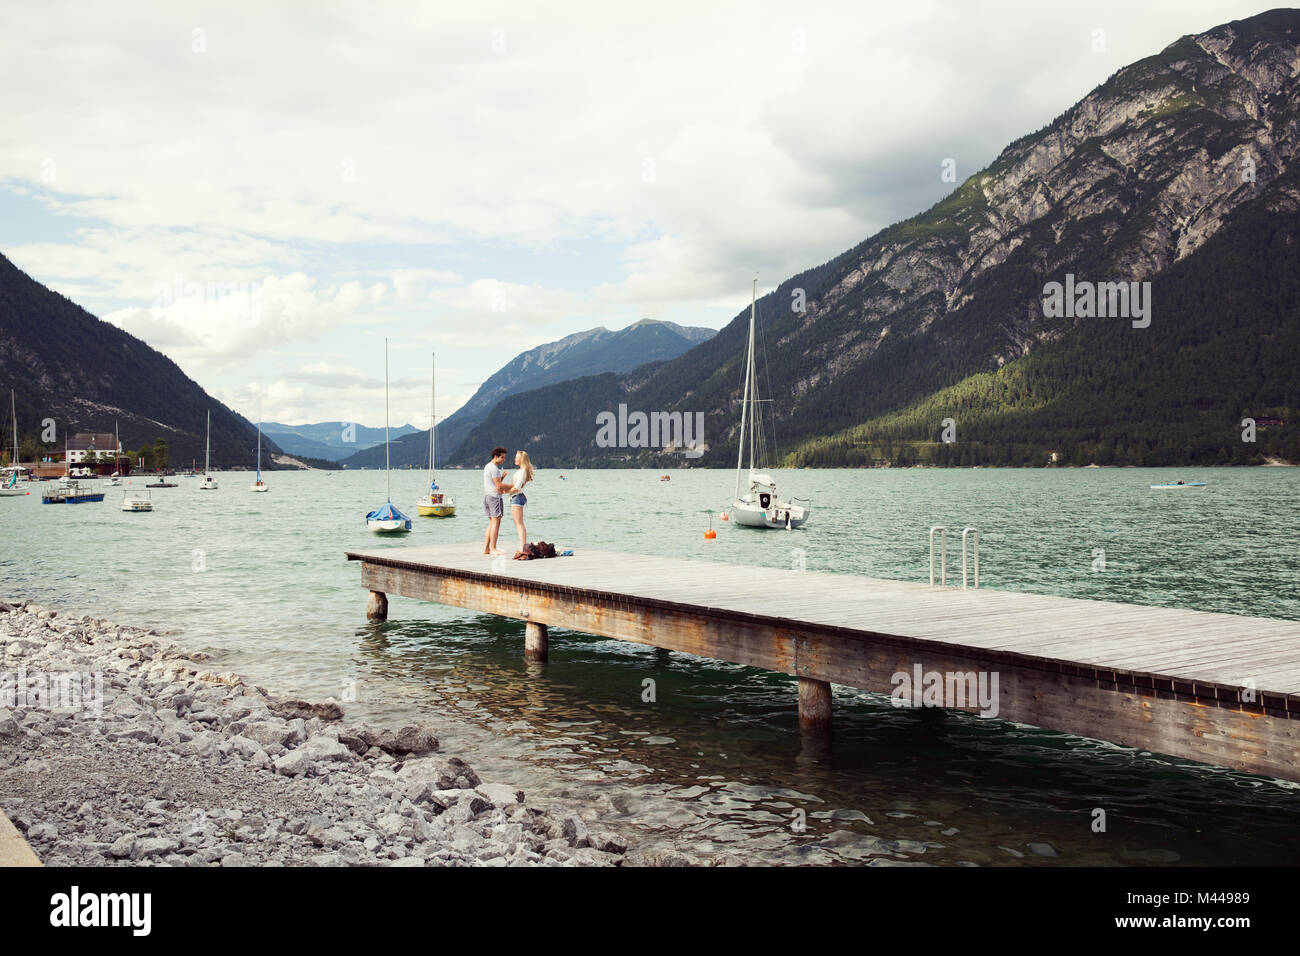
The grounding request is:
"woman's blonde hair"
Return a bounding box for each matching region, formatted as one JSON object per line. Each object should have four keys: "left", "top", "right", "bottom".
{"left": 517, "top": 450, "right": 535, "bottom": 483}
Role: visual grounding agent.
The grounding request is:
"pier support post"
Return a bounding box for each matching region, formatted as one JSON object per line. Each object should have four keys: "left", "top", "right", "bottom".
{"left": 798, "top": 677, "right": 831, "bottom": 734}
{"left": 366, "top": 590, "right": 388, "bottom": 622}
{"left": 525, "top": 622, "right": 549, "bottom": 662}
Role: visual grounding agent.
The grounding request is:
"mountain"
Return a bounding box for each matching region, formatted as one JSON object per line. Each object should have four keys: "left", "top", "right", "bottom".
{"left": 261, "top": 421, "right": 417, "bottom": 462}
{"left": 0, "top": 252, "right": 279, "bottom": 469}
{"left": 448, "top": 10, "right": 1300, "bottom": 469}
{"left": 339, "top": 318, "right": 713, "bottom": 469}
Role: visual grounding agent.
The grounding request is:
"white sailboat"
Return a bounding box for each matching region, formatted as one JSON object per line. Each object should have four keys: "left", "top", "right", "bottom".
{"left": 107, "top": 420, "right": 122, "bottom": 485}
{"left": 251, "top": 405, "right": 268, "bottom": 492}
{"left": 366, "top": 338, "right": 412, "bottom": 534}
{"left": 727, "top": 279, "right": 811, "bottom": 529}
{"left": 417, "top": 352, "right": 455, "bottom": 518}
{"left": 1, "top": 390, "right": 26, "bottom": 497}
{"left": 199, "top": 410, "right": 218, "bottom": 490}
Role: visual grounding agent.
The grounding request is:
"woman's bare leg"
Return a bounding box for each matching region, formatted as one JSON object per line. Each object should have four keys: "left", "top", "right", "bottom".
{"left": 512, "top": 504, "right": 526, "bottom": 550}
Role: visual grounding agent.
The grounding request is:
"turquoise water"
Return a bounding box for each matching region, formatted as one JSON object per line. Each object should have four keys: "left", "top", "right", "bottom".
{"left": 2, "top": 466, "right": 1298, "bottom": 865}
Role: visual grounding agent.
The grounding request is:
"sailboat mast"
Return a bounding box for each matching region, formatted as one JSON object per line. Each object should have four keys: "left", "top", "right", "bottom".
{"left": 385, "top": 338, "right": 391, "bottom": 502}
{"left": 11, "top": 390, "right": 17, "bottom": 470}
{"left": 733, "top": 279, "right": 757, "bottom": 502}
{"left": 256, "top": 402, "right": 262, "bottom": 477}
{"left": 205, "top": 410, "right": 210, "bottom": 473}
{"left": 434, "top": 351, "right": 444, "bottom": 481}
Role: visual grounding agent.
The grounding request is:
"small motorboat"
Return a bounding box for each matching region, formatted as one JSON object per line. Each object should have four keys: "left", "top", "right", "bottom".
{"left": 146, "top": 479, "right": 177, "bottom": 488}
{"left": 121, "top": 490, "right": 153, "bottom": 512}
{"left": 1150, "top": 481, "right": 1207, "bottom": 490}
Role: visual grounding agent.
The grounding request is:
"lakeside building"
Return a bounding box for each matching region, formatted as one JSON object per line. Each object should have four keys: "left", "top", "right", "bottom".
{"left": 65, "top": 433, "right": 131, "bottom": 476}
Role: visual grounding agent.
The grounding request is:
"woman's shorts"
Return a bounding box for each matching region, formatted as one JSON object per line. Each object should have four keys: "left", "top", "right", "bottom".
{"left": 511, "top": 493, "right": 527, "bottom": 507}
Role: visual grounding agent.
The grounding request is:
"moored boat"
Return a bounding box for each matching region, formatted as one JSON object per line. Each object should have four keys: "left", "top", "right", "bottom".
{"left": 366, "top": 338, "right": 412, "bottom": 534}
{"left": 726, "top": 279, "right": 811, "bottom": 529}
{"left": 417, "top": 353, "right": 455, "bottom": 518}
{"left": 200, "top": 411, "right": 218, "bottom": 490}
{"left": 251, "top": 405, "right": 269, "bottom": 492}
{"left": 121, "top": 490, "right": 153, "bottom": 512}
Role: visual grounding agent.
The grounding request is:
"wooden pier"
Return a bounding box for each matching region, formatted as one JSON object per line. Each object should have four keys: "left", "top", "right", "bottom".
{"left": 346, "top": 544, "right": 1300, "bottom": 782}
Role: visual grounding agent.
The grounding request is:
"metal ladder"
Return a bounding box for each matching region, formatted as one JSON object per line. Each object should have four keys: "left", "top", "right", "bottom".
{"left": 929, "top": 526, "right": 979, "bottom": 589}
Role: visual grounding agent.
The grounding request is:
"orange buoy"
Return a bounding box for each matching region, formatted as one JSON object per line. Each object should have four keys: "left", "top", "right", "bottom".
{"left": 704, "top": 528, "right": 716, "bottom": 539}
{"left": 720, "top": 512, "right": 729, "bottom": 521}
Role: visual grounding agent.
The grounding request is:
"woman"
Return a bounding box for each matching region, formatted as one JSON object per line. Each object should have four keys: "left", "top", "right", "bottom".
{"left": 506, "top": 450, "right": 535, "bottom": 553}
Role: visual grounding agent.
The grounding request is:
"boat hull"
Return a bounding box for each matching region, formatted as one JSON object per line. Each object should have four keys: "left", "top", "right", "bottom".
{"left": 730, "top": 501, "right": 810, "bottom": 529}
{"left": 367, "top": 520, "right": 411, "bottom": 534}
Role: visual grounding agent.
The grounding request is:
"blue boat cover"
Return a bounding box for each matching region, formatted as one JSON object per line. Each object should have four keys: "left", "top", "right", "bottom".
{"left": 429, "top": 480, "right": 439, "bottom": 491}
{"left": 366, "top": 501, "right": 412, "bottom": 528}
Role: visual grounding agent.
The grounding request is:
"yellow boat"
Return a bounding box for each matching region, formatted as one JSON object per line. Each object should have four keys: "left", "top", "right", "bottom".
{"left": 417, "top": 352, "right": 456, "bottom": 519}
{"left": 417, "top": 490, "right": 455, "bottom": 517}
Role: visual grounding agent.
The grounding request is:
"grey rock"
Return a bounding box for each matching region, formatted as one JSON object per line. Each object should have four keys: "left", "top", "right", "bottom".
{"left": 588, "top": 832, "right": 628, "bottom": 854}
{"left": 299, "top": 734, "right": 355, "bottom": 764}
{"left": 132, "top": 837, "right": 179, "bottom": 859}
{"left": 27, "top": 822, "right": 58, "bottom": 842}
{"left": 269, "top": 699, "right": 345, "bottom": 722}
{"left": 396, "top": 755, "right": 480, "bottom": 802}
{"left": 272, "top": 749, "right": 315, "bottom": 777}
{"left": 476, "top": 783, "right": 523, "bottom": 808}
{"left": 561, "top": 814, "right": 590, "bottom": 848}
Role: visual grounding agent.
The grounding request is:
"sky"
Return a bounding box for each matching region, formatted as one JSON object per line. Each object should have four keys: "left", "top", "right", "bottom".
{"left": 0, "top": 0, "right": 1277, "bottom": 428}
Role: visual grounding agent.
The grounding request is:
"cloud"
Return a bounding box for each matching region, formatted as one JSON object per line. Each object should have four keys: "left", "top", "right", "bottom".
{"left": 0, "top": 0, "right": 1273, "bottom": 423}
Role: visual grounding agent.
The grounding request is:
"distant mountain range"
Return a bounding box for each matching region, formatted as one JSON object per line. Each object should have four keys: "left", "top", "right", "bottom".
{"left": 0, "top": 252, "right": 286, "bottom": 469}
{"left": 339, "top": 319, "right": 714, "bottom": 469}
{"left": 445, "top": 10, "right": 1300, "bottom": 469}
{"left": 261, "top": 421, "right": 417, "bottom": 462}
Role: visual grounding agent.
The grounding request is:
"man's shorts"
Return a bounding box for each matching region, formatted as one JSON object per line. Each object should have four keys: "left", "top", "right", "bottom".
{"left": 483, "top": 494, "right": 503, "bottom": 517}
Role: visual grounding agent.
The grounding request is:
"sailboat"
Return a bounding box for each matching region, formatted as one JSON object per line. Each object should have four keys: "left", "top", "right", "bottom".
{"left": 727, "top": 279, "right": 811, "bottom": 529}
{"left": 417, "top": 353, "right": 456, "bottom": 518}
{"left": 251, "top": 406, "right": 268, "bottom": 492}
{"left": 366, "top": 338, "right": 412, "bottom": 534}
{"left": 1, "top": 390, "right": 26, "bottom": 497}
{"left": 107, "top": 420, "right": 122, "bottom": 485}
{"left": 199, "top": 411, "right": 218, "bottom": 490}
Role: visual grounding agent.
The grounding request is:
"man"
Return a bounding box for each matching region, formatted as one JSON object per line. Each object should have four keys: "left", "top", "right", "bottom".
{"left": 482, "top": 446, "right": 511, "bottom": 555}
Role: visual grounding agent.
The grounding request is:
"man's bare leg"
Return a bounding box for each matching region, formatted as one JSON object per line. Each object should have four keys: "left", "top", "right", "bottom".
{"left": 488, "top": 515, "right": 503, "bottom": 554}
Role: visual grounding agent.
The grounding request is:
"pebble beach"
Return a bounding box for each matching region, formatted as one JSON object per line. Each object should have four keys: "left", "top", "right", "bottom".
{"left": 0, "top": 598, "right": 666, "bottom": 867}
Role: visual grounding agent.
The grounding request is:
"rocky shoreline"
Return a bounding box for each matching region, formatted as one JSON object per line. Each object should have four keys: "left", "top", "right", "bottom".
{"left": 0, "top": 599, "right": 639, "bottom": 867}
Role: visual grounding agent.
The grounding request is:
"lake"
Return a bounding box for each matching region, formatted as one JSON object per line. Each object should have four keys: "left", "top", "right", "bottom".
{"left": 3, "top": 465, "right": 1298, "bottom": 865}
